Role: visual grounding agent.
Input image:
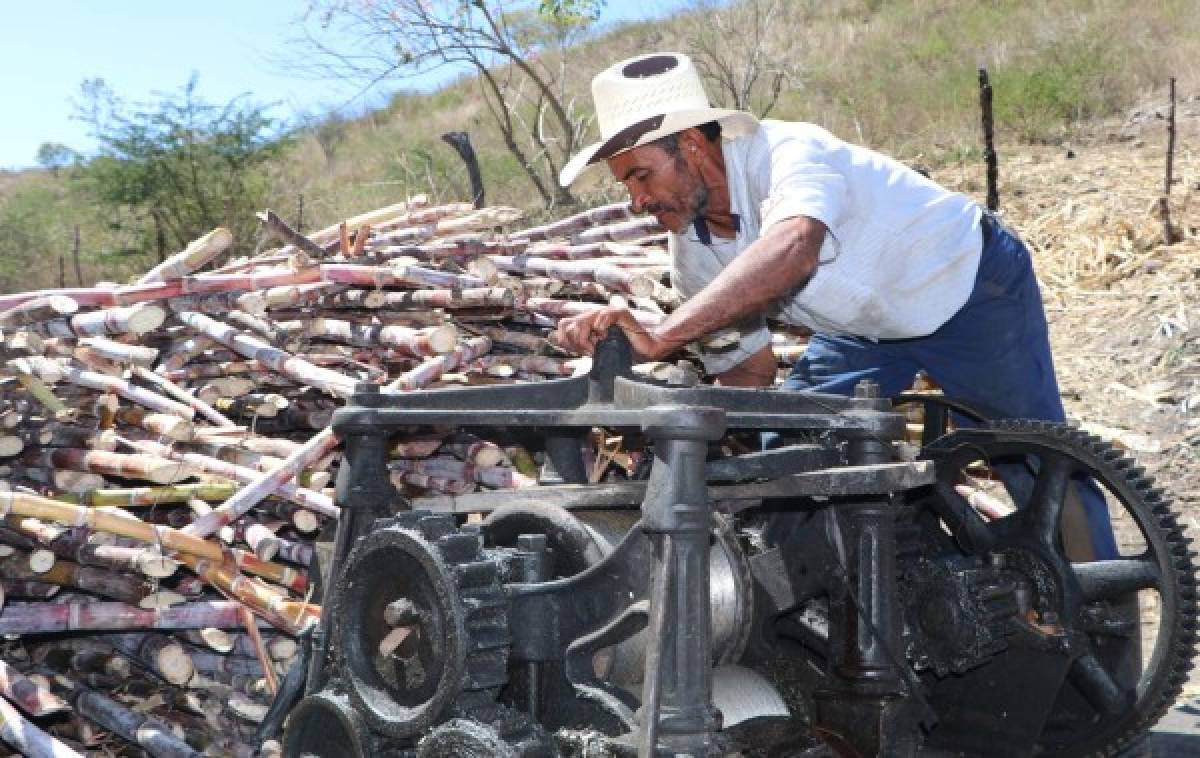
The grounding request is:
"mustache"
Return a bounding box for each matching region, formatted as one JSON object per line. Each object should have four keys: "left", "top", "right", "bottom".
{"left": 643, "top": 187, "right": 708, "bottom": 220}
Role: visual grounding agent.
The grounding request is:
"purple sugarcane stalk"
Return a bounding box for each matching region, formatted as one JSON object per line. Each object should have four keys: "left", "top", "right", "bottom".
{"left": 0, "top": 694, "right": 82, "bottom": 757}
{"left": 0, "top": 658, "right": 70, "bottom": 717}
{"left": 0, "top": 600, "right": 254, "bottom": 634}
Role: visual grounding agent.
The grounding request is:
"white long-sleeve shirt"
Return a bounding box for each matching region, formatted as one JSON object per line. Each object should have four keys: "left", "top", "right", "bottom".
{"left": 671, "top": 120, "right": 983, "bottom": 374}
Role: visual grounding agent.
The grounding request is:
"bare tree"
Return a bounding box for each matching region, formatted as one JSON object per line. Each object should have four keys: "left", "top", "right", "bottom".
{"left": 686, "top": 0, "right": 795, "bottom": 118}
{"left": 293, "top": 0, "right": 599, "bottom": 209}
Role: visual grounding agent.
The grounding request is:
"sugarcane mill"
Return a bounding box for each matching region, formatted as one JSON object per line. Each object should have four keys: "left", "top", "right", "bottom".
{"left": 0, "top": 54, "right": 1193, "bottom": 756}
{"left": 276, "top": 51, "right": 1198, "bottom": 758}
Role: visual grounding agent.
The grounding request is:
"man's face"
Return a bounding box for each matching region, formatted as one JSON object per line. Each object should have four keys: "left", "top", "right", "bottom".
{"left": 607, "top": 141, "right": 708, "bottom": 233}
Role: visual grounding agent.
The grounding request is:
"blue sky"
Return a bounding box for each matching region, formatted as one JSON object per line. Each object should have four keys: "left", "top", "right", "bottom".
{"left": 0, "top": 0, "right": 692, "bottom": 170}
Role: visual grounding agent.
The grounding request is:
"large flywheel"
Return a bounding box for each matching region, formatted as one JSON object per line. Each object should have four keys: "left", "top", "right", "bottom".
{"left": 919, "top": 420, "right": 1198, "bottom": 757}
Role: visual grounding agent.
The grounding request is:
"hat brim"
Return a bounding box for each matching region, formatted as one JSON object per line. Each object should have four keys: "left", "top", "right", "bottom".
{"left": 558, "top": 109, "right": 758, "bottom": 187}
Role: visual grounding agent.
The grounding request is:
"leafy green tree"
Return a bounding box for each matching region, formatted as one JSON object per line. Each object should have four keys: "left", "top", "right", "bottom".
{"left": 34, "top": 142, "right": 79, "bottom": 176}
{"left": 72, "top": 76, "right": 288, "bottom": 262}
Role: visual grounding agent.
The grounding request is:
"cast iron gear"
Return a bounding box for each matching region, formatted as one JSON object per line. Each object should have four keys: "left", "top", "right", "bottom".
{"left": 325, "top": 510, "right": 512, "bottom": 741}
{"left": 417, "top": 718, "right": 517, "bottom": 757}
{"left": 417, "top": 703, "right": 557, "bottom": 757}
{"left": 921, "top": 419, "right": 1198, "bottom": 757}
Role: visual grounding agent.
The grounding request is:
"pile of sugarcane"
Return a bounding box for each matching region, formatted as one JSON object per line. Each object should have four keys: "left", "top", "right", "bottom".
{"left": 0, "top": 196, "right": 810, "bottom": 756}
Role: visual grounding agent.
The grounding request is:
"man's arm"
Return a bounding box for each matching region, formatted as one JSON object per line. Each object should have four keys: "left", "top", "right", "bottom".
{"left": 715, "top": 345, "right": 778, "bottom": 387}
{"left": 553, "top": 215, "right": 827, "bottom": 359}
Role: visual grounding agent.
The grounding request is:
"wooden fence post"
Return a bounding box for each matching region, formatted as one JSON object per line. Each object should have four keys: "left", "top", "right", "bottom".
{"left": 441, "top": 131, "right": 486, "bottom": 209}
{"left": 1160, "top": 77, "right": 1180, "bottom": 245}
{"left": 978, "top": 67, "right": 999, "bottom": 212}
{"left": 72, "top": 224, "right": 83, "bottom": 286}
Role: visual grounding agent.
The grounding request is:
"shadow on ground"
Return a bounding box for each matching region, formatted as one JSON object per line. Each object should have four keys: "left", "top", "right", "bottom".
{"left": 1140, "top": 697, "right": 1200, "bottom": 757}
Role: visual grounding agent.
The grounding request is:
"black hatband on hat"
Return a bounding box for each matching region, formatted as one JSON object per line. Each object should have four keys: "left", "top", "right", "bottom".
{"left": 591, "top": 115, "right": 666, "bottom": 163}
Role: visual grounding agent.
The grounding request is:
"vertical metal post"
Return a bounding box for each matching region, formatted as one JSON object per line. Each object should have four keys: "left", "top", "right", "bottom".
{"left": 638, "top": 405, "right": 726, "bottom": 757}
{"left": 515, "top": 533, "right": 551, "bottom": 721}
{"left": 329, "top": 392, "right": 405, "bottom": 572}
{"left": 832, "top": 500, "right": 903, "bottom": 693}
{"left": 849, "top": 381, "right": 891, "bottom": 465}
{"left": 814, "top": 494, "right": 918, "bottom": 757}
{"left": 812, "top": 379, "right": 918, "bottom": 756}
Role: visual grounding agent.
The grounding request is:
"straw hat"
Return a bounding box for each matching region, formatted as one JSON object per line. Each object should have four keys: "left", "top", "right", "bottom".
{"left": 558, "top": 52, "right": 759, "bottom": 187}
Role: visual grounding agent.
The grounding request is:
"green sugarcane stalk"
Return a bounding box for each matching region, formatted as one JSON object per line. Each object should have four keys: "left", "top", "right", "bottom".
{"left": 55, "top": 482, "right": 238, "bottom": 508}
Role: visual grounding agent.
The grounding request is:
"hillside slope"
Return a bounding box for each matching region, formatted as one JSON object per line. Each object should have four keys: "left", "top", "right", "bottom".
{"left": 1, "top": 0, "right": 1198, "bottom": 290}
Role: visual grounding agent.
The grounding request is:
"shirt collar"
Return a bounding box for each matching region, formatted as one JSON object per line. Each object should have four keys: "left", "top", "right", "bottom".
{"left": 691, "top": 214, "right": 740, "bottom": 244}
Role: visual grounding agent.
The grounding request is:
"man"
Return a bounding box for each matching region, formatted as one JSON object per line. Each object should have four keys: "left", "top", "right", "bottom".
{"left": 553, "top": 51, "right": 1117, "bottom": 557}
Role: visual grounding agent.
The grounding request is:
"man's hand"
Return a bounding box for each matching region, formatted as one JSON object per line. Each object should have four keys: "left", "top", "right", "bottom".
{"left": 552, "top": 305, "right": 679, "bottom": 360}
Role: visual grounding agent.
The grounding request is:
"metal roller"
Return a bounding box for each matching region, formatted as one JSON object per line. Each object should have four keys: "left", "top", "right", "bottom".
{"left": 281, "top": 692, "right": 372, "bottom": 758}
{"left": 483, "top": 503, "right": 753, "bottom": 688}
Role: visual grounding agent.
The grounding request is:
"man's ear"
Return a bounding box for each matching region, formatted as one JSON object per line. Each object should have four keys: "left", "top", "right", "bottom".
{"left": 678, "top": 128, "right": 704, "bottom": 154}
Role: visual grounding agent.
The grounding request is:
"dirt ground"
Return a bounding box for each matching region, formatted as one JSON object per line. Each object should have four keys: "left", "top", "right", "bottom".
{"left": 928, "top": 91, "right": 1200, "bottom": 753}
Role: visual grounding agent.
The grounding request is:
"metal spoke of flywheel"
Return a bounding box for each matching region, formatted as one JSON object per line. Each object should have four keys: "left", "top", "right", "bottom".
{"left": 1026, "top": 453, "right": 1073, "bottom": 547}
{"left": 1073, "top": 558, "right": 1161, "bottom": 603}
{"left": 1068, "top": 651, "right": 1136, "bottom": 717}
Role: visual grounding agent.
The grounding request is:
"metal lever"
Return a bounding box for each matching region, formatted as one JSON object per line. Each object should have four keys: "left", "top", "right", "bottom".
{"left": 639, "top": 534, "right": 675, "bottom": 758}
{"left": 587, "top": 326, "right": 635, "bottom": 404}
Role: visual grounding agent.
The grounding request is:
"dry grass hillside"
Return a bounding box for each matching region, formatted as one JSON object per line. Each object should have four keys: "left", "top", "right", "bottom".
{"left": 2, "top": 0, "right": 1198, "bottom": 290}
{"left": 270, "top": 0, "right": 1200, "bottom": 224}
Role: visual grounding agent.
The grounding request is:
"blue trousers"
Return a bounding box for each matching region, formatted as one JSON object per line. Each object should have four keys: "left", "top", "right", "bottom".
{"left": 782, "top": 215, "right": 1118, "bottom": 558}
